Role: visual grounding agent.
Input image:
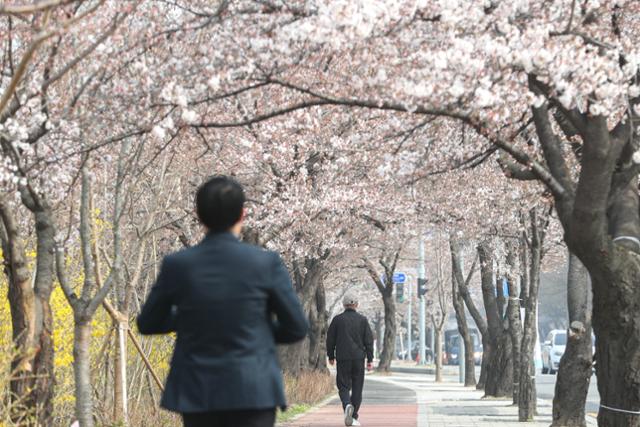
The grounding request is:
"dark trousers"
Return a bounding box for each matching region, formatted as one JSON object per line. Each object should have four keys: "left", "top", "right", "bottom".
{"left": 336, "top": 359, "right": 365, "bottom": 420}
{"left": 182, "top": 408, "right": 276, "bottom": 427}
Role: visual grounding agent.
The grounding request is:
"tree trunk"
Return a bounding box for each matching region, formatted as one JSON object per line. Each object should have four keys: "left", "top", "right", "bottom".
{"left": 567, "top": 155, "right": 639, "bottom": 426}
{"left": 31, "top": 208, "right": 56, "bottom": 425}
{"left": 307, "top": 283, "right": 329, "bottom": 372}
{"left": 588, "top": 248, "right": 640, "bottom": 427}
{"left": 518, "top": 359, "right": 537, "bottom": 421}
{"left": 519, "top": 210, "right": 544, "bottom": 421}
{"left": 478, "top": 242, "right": 513, "bottom": 398}
{"left": 6, "top": 248, "right": 37, "bottom": 424}
{"left": 505, "top": 241, "right": 523, "bottom": 405}
{"left": 506, "top": 277, "right": 522, "bottom": 405}
{"left": 485, "top": 331, "right": 513, "bottom": 398}
{"left": 552, "top": 322, "right": 592, "bottom": 427}
{"left": 433, "top": 318, "right": 445, "bottom": 382}
{"left": 374, "top": 312, "right": 383, "bottom": 359}
{"left": 477, "top": 334, "right": 490, "bottom": 390}
{"left": 450, "top": 239, "right": 476, "bottom": 387}
{"left": 552, "top": 254, "right": 592, "bottom": 427}
{"left": 280, "top": 256, "right": 328, "bottom": 375}
{"left": 451, "top": 284, "right": 476, "bottom": 386}
{"left": 378, "top": 293, "right": 396, "bottom": 372}
{"left": 113, "top": 322, "right": 127, "bottom": 424}
{"left": 74, "top": 320, "right": 94, "bottom": 427}
{"left": 363, "top": 251, "right": 402, "bottom": 372}
{"left": 0, "top": 198, "right": 56, "bottom": 425}
{"left": 452, "top": 239, "right": 488, "bottom": 390}
{"left": 523, "top": 96, "right": 640, "bottom": 427}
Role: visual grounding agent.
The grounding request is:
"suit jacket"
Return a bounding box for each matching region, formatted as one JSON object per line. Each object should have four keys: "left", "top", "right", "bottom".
{"left": 137, "top": 232, "right": 308, "bottom": 413}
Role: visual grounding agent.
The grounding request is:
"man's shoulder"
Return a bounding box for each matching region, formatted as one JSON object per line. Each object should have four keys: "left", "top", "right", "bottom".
{"left": 239, "top": 240, "right": 276, "bottom": 255}
{"left": 233, "top": 241, "right": 280, "bottom": 265}
{"left": 163, "top": 239, "right": 280, "bottom": 270}
{"left": 210, "top": 238, "right": 283, "bottom": 268}
{"left": 355, "top": 311, "right": 369, "bottom": 321}
{"left": 330, "top": 311, "right": 346, "bottom": 323}
{"left": 162, "top": 246, "right": 196, "bottom": 264}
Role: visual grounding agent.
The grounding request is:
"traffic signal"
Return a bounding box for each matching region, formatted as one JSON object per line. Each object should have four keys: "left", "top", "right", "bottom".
{"left": 396, "top": 282, "right": 404, "bottom": 303}
{"left": 417, "top": 278, "right": 427, "bottom": 297}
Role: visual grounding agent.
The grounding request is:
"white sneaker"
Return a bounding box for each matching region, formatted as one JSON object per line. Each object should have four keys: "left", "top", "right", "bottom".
{"left": 352, "top": 420, "right": 362, "bottom": 426}
{"left": 344, "top": 403, "right": 354, "bottom": 426}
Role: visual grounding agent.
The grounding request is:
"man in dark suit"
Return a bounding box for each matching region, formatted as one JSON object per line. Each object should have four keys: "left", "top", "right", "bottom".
{"left": 137, "top": 176, "right": 308, "bottom": 427}
{"left": 326, "top": 293, "right": 374, "bottom": 427}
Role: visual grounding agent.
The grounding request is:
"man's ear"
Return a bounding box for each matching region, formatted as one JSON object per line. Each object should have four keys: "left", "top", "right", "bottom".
{"left": 238, "top": 207, "right": 247, "bottom": 223}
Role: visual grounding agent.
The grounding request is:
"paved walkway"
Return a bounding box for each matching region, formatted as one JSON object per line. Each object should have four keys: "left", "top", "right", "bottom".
{"left": 281, "top": 376, "right": 418, "bottom": 427}
{"left": 281, "top": 371, "right": 596, "bottom": 427}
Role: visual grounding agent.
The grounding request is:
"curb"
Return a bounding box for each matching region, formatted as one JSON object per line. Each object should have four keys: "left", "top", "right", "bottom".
{"left": 390, "top": 366, "right": 435, "bottom": 375}
{"left": 276, "top": 392, "right": 338, "bottom": 426}
{"left": 536, "top": 397, "right": 598, "bottom": 426}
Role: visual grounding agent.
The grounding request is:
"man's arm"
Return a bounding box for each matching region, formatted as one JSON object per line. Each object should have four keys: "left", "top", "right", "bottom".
{"left": 137, "top": 257, "right": 179, "bottom": 335}
{"left": 326, "top": 317, "right": 337, "bottom": 362}
{"left": 364, "top": 318, "right": 374, "bottom": 364}
{"left": 268, "top": 252, "right": 309, "bottom": 343}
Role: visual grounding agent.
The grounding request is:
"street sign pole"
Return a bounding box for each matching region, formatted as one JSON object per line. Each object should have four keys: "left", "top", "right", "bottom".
{"left": 459, "top": 337, "right": 465, "bottom": 383}
{"left": 459, "top": 252, "right": 465, "bottom": 383}
{"left": 418, "top": 237, "right": 426, "bottom": 365}
{"left": 407, "top": 281, "right": 412, "bottom": 361}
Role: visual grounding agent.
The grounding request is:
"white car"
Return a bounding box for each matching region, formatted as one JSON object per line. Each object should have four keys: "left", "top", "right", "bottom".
{"left": 542, "top": 330, "right": 566, "bottom": 374}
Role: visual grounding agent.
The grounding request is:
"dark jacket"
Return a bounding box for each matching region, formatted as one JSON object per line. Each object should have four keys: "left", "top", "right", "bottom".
{"left": 326, "top": 309, "right": 374, "bottom": 363}
{"left": 137, "top": 232, "right": 308, "bottom": 413}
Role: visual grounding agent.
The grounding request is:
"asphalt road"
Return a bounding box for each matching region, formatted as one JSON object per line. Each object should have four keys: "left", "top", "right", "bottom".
{"left": 535, "top": 372, "right": 600, "bottom": 415}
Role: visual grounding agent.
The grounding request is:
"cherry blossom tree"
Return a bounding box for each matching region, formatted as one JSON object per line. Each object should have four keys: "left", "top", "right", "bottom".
{"left": 4, "top": 2, "right": 640, "bottom": 426}
{"left": 0, "top": 1, "right": 131, "bottom": 422}
{"left": 163, "top": 2, "right": 640, "bottom": 424}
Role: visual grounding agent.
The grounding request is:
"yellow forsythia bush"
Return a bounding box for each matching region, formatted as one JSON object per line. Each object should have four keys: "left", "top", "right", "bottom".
{"left": 0, "top": 248, "right": 115, "bottom": 420}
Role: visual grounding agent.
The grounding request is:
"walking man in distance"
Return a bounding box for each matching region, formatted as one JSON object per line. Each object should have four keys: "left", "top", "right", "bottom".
{"left": 326, "top": 293, "right": 374, "bottom": 426}
{"left": 137, "top": 175, "right": 308, "bottom": 427}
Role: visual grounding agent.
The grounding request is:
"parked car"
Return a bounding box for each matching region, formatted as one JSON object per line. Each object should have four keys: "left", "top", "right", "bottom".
{"left": 445, "top": 335, "right": 482, "bottom": 365}
{"left": 542, "top": 329, "right": 567, "bottom": 374}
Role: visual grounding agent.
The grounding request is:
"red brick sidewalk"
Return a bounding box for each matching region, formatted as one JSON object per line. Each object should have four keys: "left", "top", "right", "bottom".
{"left": 283, "top": 402, "right": 418, "bottom": 427}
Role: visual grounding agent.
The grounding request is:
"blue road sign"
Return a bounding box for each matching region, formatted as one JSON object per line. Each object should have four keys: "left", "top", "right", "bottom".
{"left": 381, "top": 272, "right": 407, "bottom": 284}
{"left": 393, "top": 272, "right": 406, "bottom": 283}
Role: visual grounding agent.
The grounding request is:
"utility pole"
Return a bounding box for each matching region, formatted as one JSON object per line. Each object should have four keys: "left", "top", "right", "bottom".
{"left": 459, "top": 251, "right": 465, "bottom": 383}
{"left": 418, "top": 237, "right": 426, "bottom": 365}
{"left": 407, "top": 281, "right": 412, "bottom": 361}
{"left": 459, "top": 337, "right": 465, "bottom": 383}
{"left": 430, "top": 328, "right": 435, "bottom": 359}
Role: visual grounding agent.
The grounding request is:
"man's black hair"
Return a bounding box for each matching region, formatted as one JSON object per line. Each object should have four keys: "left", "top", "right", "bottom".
{"left": 196, "top": 176, "right": 245, "bottom": 233}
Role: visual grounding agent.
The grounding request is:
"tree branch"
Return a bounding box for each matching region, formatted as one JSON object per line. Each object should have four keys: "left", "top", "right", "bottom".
{"left": 363, "top": 258, "right": 386, "bottom": 294}
{"left": 528, "top": 75, "right": 587, "bottom": 136}
{"left": 529, "top": 84, "right": 577, "bottom": 190}
{"left": 0, "top": 0, "right": 75, "bottom": 15}
{"left": 54, "top": 246, "right": 78, "bottom": 309}
{"left": 497, "top": 154, "right": 537, "bottom": 181}
{"left": 42, "top": 7, "right": 125, "bottom": 92}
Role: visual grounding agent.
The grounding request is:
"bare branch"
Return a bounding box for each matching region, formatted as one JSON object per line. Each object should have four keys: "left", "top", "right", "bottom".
{"left": 361, "top": 214, "right": 386, "bottom": 231}
{"left": 362, "top": 258, "right": 386, "bottom": 294}
{"left": 497, "top": 154, "right": 537, "bottom": 181}
{"left": 42, "top": 7, "right": 126, "bottom": 92}
{"left": 0, "top": 0, "right": 75, "bottom": 15}
{"left": 54, "top": 246, "right": 79, "bottom": 309}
